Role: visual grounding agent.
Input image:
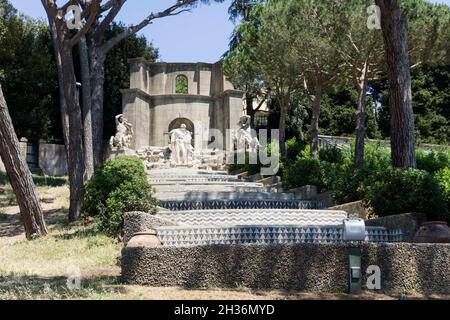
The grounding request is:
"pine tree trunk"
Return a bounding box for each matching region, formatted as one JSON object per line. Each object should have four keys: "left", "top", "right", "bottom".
{"left": 79, "top": 36, "right": 94, "bottom": 180}
{"left": 0, "top": 85, "right": 48, "bottom": 239}
{"left": 355, "top": 62, "right": 369, "bottom": 168}
{"left": 246, "top": 93, "right": 255, "bottom": 126}
{"left": 48, "top": 19, "right": 70, "bottom": 153}
{"left": 376, "top": 0, "right": 417, "bottom": 168}
{"left": 310, "top": 84, "right": 323, "bottom": 159}
{"left": 279, "top": 103, "right": 287, "bottom": 159}
{"left": 89, "top": 43, "right": 106, "bottom": 167}
{"left": 60, "top": 47, "right": 86, "bottom": 222}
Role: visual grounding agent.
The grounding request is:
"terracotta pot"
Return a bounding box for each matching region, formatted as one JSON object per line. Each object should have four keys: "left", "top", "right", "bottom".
{"left": 127, "top": 230, "right": 162, "bottom": 247}
{"left": 413, "top": 221, "right": 450, "bottom": 243}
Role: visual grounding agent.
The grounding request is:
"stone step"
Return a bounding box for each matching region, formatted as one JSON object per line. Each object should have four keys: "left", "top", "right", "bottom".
{"left": 157, "top": 191, "right": 313, "bottom": 201}
{"left": 155, "top": 209, "right": 348, "bottom": 226}
{"left": 149, "top": 176, "right": 243, "bottom": 184}
{"left": 159, "top": 199, "right": 325, "bottom": 211}
{"left": 148, "top": 168, "right": 230, "bottom": 176}
{"left": 154, "top": 225, "right": 404, "bottom": 247}
{"left": 150, "top": 181, "right": 263, "bottom": 187}
{"left": 153, "top": 184, "right": 267, "bottom": 194}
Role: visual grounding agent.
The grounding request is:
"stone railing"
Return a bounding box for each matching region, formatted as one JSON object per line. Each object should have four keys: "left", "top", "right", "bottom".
{"left": 318, "top": 135, "right": 449, "bottom": 152}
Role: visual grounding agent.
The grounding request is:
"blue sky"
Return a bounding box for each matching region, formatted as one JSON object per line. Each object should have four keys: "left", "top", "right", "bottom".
{"left": 9, "top": 0, "right": 450, "bottom": 63}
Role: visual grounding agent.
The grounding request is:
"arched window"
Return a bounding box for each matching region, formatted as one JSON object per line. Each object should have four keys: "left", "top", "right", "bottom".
{"left": 175, "top": 75, "right": 188, "bottom": 94}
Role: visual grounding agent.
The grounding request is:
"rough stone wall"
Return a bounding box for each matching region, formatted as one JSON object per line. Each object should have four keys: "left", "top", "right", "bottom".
{"left": 121, "top": 243, "right": 450, "bottom": 294}
{"left": 329, "top": 201, "right": 370, "bottom": 219}
{"left": 366, "top": 213, "right": 426, "bottom": 242}
{"left": 123, "top": 211, "right": 176, "bottom": 244}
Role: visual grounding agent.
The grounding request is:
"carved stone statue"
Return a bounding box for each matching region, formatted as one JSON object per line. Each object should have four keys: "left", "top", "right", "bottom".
{"left": 110, "top": 114, "right": 133, "bottom": 149}
{"left": 233, "top": 115, "right": 260, "bottom": 153}
{"left": 169, "top": 123, "right": 194, "bottom": 165}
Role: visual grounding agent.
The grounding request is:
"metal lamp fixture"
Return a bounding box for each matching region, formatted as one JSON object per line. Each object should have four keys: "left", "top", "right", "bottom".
{"left": 342, "top": 218, "right": 366, "bottom": 294}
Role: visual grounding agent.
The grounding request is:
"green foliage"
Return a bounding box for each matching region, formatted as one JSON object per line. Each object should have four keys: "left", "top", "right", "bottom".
{"left": 0, "top": 5, "right": 60, "bottom": 142}
{"left": 175, "top": 75, "right": 188, "bottom": 94}
{"left": 435, "top": 167, "right": 450, "bottom": 208}
{"left": 372, "top": 64, "right": 450, "bottom": 144}
{"left": 319, "top": 87, "right": 381, "bottom": 139}
{"left": 81, "top": 157, "right": 158, "bottom": 237}
{"left": 416, "top": 149, "right": 450, "bottom": 174}
{"left": 282, "top": 157, "right": 328, "bottom": 192}
{"left": 326, "top": 163, "right": 368, "bottom": 204}
{"left": 364, "top": 168, "right": 449, "bottom": 222}
{"left": 103, "top": 23, "right": 158, "bottom": 140}
{"left": 319, "top": 147, "right": 344, "bottom": 165}
{"left": 285, "top": 137, "right": 306, "bottom": 163}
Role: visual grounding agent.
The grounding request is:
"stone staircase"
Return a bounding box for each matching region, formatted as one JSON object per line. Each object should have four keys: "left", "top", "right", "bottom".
{"left": 140, "top": 168, "right": 404, "bottom": 246}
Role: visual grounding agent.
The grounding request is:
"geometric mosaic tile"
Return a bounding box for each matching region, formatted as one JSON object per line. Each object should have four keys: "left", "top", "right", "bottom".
{"left": 155, "top": 225, "right": 404, "bottom": 247}
{"left": 155, "top": 209, "right": 347, "bottom": 226}
{"left": 159, "top": 199, "right": 325, "bottom": 211}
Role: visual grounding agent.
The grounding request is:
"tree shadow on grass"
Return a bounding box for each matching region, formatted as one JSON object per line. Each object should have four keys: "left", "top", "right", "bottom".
{"left": 32, "top": 175, "right": 67, "bottom": 187}
{"left": 0, "top": 208, "right": 68, "bottom": 238}
{"left": 0, "top": 273, "right": 125, "bottom": 299}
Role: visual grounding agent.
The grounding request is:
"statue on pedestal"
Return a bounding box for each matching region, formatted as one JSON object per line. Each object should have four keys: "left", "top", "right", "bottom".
{"left": 169, "top": 123, "right": 194, "bottom": 165}
{"left": 110, "top": 114, "right": 133, "bottom": 149}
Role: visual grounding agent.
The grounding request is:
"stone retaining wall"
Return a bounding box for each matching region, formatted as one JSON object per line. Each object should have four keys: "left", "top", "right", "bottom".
{"left": 121, "top": 243, "right": 450, "bottom": 294}
{"left": 366, "top": 213, "right": 426, "bottom": 242}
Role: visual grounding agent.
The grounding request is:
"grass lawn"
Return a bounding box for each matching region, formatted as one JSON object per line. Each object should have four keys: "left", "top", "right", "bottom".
{"left": 0, "top": 177, "right": 449, "bottom": 300}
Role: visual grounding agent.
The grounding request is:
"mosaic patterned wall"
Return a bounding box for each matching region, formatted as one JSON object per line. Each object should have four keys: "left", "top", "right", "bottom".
{"left": 155, "top": 225, "right": 404, "bottom": 247}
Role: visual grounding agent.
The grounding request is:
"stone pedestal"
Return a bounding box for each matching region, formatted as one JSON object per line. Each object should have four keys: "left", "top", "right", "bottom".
{"left": 107, "top": 147, "right": 137, "bottom": 161}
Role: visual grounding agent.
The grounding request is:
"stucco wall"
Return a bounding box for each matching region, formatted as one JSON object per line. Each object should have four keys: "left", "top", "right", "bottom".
{"left": 121, "top": 243, "right": 450, "bottom": 294}
{"left": 38, "top": 142, "right": 67, "bottom": 176}
{"left": 150, "top": 97, "right": 213, "bottom": 150}
{"left": 122, "top": 91, "right": 151, "bottom": 150}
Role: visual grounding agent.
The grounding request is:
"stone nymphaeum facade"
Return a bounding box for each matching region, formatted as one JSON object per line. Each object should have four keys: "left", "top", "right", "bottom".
{"left": 121, "top": 58, "right": 244, "bottom": 153}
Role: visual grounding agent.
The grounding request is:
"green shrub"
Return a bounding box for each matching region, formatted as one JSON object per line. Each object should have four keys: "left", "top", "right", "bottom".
{"left": 435, "top": 167, "right": 450, "bottom": 207}
{"left": 282, "top": 157, "right": 327, "bottom": 191}
{"left": 416, "top": 149, "right": 450, "bottom": 174}
{"left": 362, "top": 143, "right": 391, "bottom": 172}
{"left": 326, "top": 163, "right": 367, "bottom": 204}
{"left": 81, "top": 156, "right": 158, "bottom": 237}
{"left": 319, "top": 147, "right": 344, "bottom": 164}
{"left": 364, "top": 168, "right": 449, "bottom": 222}
{"left": 285, "top": 137, "right": 305, "bottom": 163}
